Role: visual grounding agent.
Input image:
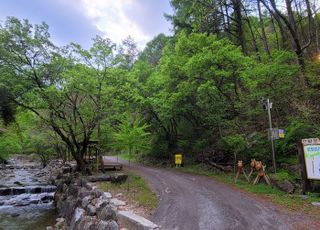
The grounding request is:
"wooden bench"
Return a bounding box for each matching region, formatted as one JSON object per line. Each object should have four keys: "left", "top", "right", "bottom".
{"left": 100, "top": 163, "right": 123, "bottom": 171}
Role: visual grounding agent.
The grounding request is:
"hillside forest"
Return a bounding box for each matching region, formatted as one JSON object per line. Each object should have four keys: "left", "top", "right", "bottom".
{"left": 0, "top": 0, "right": 320, "bottom": 172}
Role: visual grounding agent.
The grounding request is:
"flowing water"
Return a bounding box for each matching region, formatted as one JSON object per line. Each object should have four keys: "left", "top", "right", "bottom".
{"left": 0, "top": 157, "right": 57, "bottom": 230}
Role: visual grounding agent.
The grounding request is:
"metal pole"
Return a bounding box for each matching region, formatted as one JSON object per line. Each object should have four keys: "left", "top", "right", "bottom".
{"left": 267, "top": 99, "right": 276, "bottom": 173}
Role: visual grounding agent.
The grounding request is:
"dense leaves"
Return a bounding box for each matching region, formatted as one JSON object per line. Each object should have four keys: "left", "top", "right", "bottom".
{"left": 1, "top": 4, "right": 320, "bottom": 171}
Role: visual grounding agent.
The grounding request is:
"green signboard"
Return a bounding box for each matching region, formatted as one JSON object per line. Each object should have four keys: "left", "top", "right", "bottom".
{"left": 303, "top": 144, "right": 320, "bottom": 180}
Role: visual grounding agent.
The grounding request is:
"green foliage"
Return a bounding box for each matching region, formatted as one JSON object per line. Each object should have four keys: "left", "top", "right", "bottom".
{"left": 277, "top": 119, "right": 314, "bottom": 157}
{"left": 220, "top": 134, "right": 247, "bottom": 159}
{"left": 0, "top": 132, "right": 21, "bottom": 158}
{"left": 111, "top": 113, "right": 151, "bottom": 159}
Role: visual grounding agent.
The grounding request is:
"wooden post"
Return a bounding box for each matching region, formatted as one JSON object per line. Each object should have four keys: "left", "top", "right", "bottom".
{"left": 297, "top": 140, "right": 312, "bottom": 194}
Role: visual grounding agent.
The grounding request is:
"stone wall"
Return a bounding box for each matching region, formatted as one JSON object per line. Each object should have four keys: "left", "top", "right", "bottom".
{"left": 48, "top": 165, "right": 159, "bottom": 230}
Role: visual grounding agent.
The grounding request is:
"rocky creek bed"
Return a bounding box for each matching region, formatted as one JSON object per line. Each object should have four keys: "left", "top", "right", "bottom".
{"left": 0, "top": 156, "right": 63, "bottom": 230}
{"left": 0, "top": 156, "right": 159, "bottom": 230}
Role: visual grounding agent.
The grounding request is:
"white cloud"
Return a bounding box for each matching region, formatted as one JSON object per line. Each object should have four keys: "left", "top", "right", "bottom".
{"left": 79, "top": 0, "right": 151, "bottom": 49}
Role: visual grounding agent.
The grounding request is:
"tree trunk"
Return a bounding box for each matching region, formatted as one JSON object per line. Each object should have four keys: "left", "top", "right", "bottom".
{"left": 231, "top": 0, "right": 247, "bottom": 54}
{"left": 257, "top": 0, "right": 271, "bottom": 57}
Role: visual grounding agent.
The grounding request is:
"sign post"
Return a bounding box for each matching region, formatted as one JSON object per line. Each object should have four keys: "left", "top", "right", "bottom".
{"left": 265, "top": 99, "right": 276, "bottom": 173}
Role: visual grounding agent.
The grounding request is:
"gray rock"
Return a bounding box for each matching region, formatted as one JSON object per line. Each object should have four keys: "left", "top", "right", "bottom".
{"left": 298, "top": 195, "right": 309, "bottom": 199}
{"left": 97, "top": 205, "right": 117, "bottom": 221}
{"left": 110, "top": 198, "right": 126, "bottom": 207}
{"left": 97, "top": 220, "right": 118, "bottom": 230}
{"left": 271, "top": 178, "right": 295, "bottom": 194}
{"left": 78, "top": 187, "right": 92, "bottom": 199}
{"left": 69, "top": 207, "right": 85, "bottom": 230}
{"left": 87, "top": 204, "right": 97, "bottom": 216}
{"left": 104, "top": 192, "right": 112, "bottom": 199}
{"left": 77, "top": 216, "right": 97, "bottom": 230}
{"left": 311, "top": 202, "right": 320, "bottom": 207}
{"left": 81, "top": 195, "right": 93, "bottom": 208}
{"left": 93, "top": 189, "right": 104, "bottom": 198}
{"left": 110, "top": 173, "right": 128, "bottom": 183}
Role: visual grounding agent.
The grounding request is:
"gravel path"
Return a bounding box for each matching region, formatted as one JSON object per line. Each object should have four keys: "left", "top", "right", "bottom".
{"left": 103, "top": 156, "right": 320, "bottom": 230}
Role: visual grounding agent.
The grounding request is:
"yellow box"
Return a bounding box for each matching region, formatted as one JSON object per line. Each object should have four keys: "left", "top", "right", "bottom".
{"left": 175, "top": 154, "right": 182, "bottom": 165}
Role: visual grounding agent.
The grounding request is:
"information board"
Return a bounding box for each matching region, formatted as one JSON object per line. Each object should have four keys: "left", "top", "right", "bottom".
{"left": 303, "top": 144, "right": 320, "bottom": 180}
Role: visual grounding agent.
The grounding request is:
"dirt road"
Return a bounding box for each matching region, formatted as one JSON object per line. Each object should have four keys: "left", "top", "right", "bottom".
{"left": 104, "top": 156, "right": 318, "bottom": 230}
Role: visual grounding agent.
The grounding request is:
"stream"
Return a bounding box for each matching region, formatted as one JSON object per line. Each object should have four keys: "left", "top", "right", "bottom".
{"left": 0, "top": 156, "right": 57, "bottom": 230}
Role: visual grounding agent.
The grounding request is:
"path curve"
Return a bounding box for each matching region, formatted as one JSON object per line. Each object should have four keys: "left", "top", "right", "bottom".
{"left": 103, "top": 156, "right": 317, "bottom": 230}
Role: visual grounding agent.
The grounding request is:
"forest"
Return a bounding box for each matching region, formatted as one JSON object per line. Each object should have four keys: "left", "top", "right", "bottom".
{"left": 0, "top": 0, "right": 320, "bottom": 172}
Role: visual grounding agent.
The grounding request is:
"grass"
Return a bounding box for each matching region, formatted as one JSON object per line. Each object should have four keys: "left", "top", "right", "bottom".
{"left": 180, "top": 163, "right": 320, "bottom": 215}
{"left": 98, "top": 171, "right": 158, "bottom": 215}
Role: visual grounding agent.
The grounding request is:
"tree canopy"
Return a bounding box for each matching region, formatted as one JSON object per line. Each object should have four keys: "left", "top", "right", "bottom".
{"left": 1, "top": 0, "right": 320, "bottom": 171}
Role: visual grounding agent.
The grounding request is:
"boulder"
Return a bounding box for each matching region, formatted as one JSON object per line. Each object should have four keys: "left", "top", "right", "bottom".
{"left": 97, "top": 205, "right": 117, "bottom": 221}
{"left": 97, "top": 220, "right": 118, "bottom": 230}
{"left": 77, "top": 216, "right": 97, "bottom": 230}
{"left": 87, "top": 204, "right": 97, "bottom": 216}
{"left": 81, "top": 195, "right": 93, "bottom": 208}
{"left": 270, "top": 178, "right": 295, "bottom": 194}
{"left": 110, "top": 198, "right": 126, "bottom": 207}
{"left": 104, "top": 192, "right": 112, "bottom": 199}
{"left": 93, "top": 189, "right": 104, "bottom": 198}
{"left": 110, "top": 173, "right": 128, "bottom": 183}
{"left": 312, "top": 202, "right": 320, "bottom": 207}
{"left": 69, "top": 207, "right": 85, "bottom": 230}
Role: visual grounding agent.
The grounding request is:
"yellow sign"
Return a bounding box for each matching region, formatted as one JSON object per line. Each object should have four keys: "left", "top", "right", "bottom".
{"left": 278, "top": 129, "right": 285, "bottom": 138}
{"left": 175, "top": 154, "right": 182, "bottom": 165}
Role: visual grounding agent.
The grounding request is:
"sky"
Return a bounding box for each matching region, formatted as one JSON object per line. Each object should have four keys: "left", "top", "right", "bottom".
{"left": 0, "top": 0, "right": 173, "bottom": 50}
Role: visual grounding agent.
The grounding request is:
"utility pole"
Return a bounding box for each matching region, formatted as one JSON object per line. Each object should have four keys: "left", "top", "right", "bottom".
{"left": 266, "top": 98, "right": 276, "bottom": 173}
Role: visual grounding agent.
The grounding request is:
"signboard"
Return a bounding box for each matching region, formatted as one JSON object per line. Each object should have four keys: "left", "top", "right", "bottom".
{"left": 302, "top": 138, "right": 320, "bottom": 180}
{"left": 175, "top": 154, "right": 182, "bottom": 166}
{"left": 268, "top": 128, "right": 285, "bottom": 140}
{"left": 278, "top": 129, "right": 285, "bottom": 138}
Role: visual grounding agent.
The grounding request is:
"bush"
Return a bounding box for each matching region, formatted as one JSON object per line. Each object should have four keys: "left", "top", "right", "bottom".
{"left": 0, "top": 133, "right": 22, "bottom": 159}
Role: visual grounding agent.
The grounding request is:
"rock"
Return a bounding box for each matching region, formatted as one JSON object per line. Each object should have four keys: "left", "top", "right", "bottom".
{"left": 78, "top": 187, "right": 92, "bottom": 199}
{"left": 287, "top": 165, "right": 300, "bottom": 177}
{"left": 87, "top": 204, "right": 97, "bottom": 216}
{"left": 78, "top": 216, "right": 97, "bottom": 230}
{"left": 14, "top": 181, "right": 24, "bottom": 186}
{"left": 62, "top": 166, "right": 72, "bottom": 174}
{"left": 97, "top": 206, "right": 117, "bottom": 221}
{"left": 81, "top": 195, "right": 93, "bottom": 208}
{"left": 298, "top": 195, "right": 309, "bottom": 200}
{"left": 110, "top": 173, "right": 128, "bottom": 183}
{"left": 69, "top": 207, "right": 85, "bottom": 230}
{"left": 10, "top": 213, "right": 20, "bottom": 217}
{"left": 118, "top": 211, "right": 159, "bottom": 230}
{"left": 93, "top": 189, "right": 104, "bottom": 198}
{"left": 311, "top": 202, "right": 320, "bottom": 207}
{"left": 46, "top": 227, "right": 54, "bottom": 230}
{"left": 97, "top": 220, "right": 118, "bottom": 230}
{"left": 67, "top": 184, "right": 80, "bottom": 197}
{"left": 110, "top": 198, "right": 126, "bottom": 207}
{"left": 95, "top": 198, "right": 109, "bottom": 213}
{"left": 57, "top": 196, "right": 77, "bottom": 220}
{"left": 115, "top": 193, "right": 122, "bottom": 198}
{"left": 55, "top": 217, "right": 66, "bottom": 229}
{"left": 270, "top": 178, "right": 295, "bottom": 194}
{"left": 104, "top": 192, "right": 112, "bottom": 199}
